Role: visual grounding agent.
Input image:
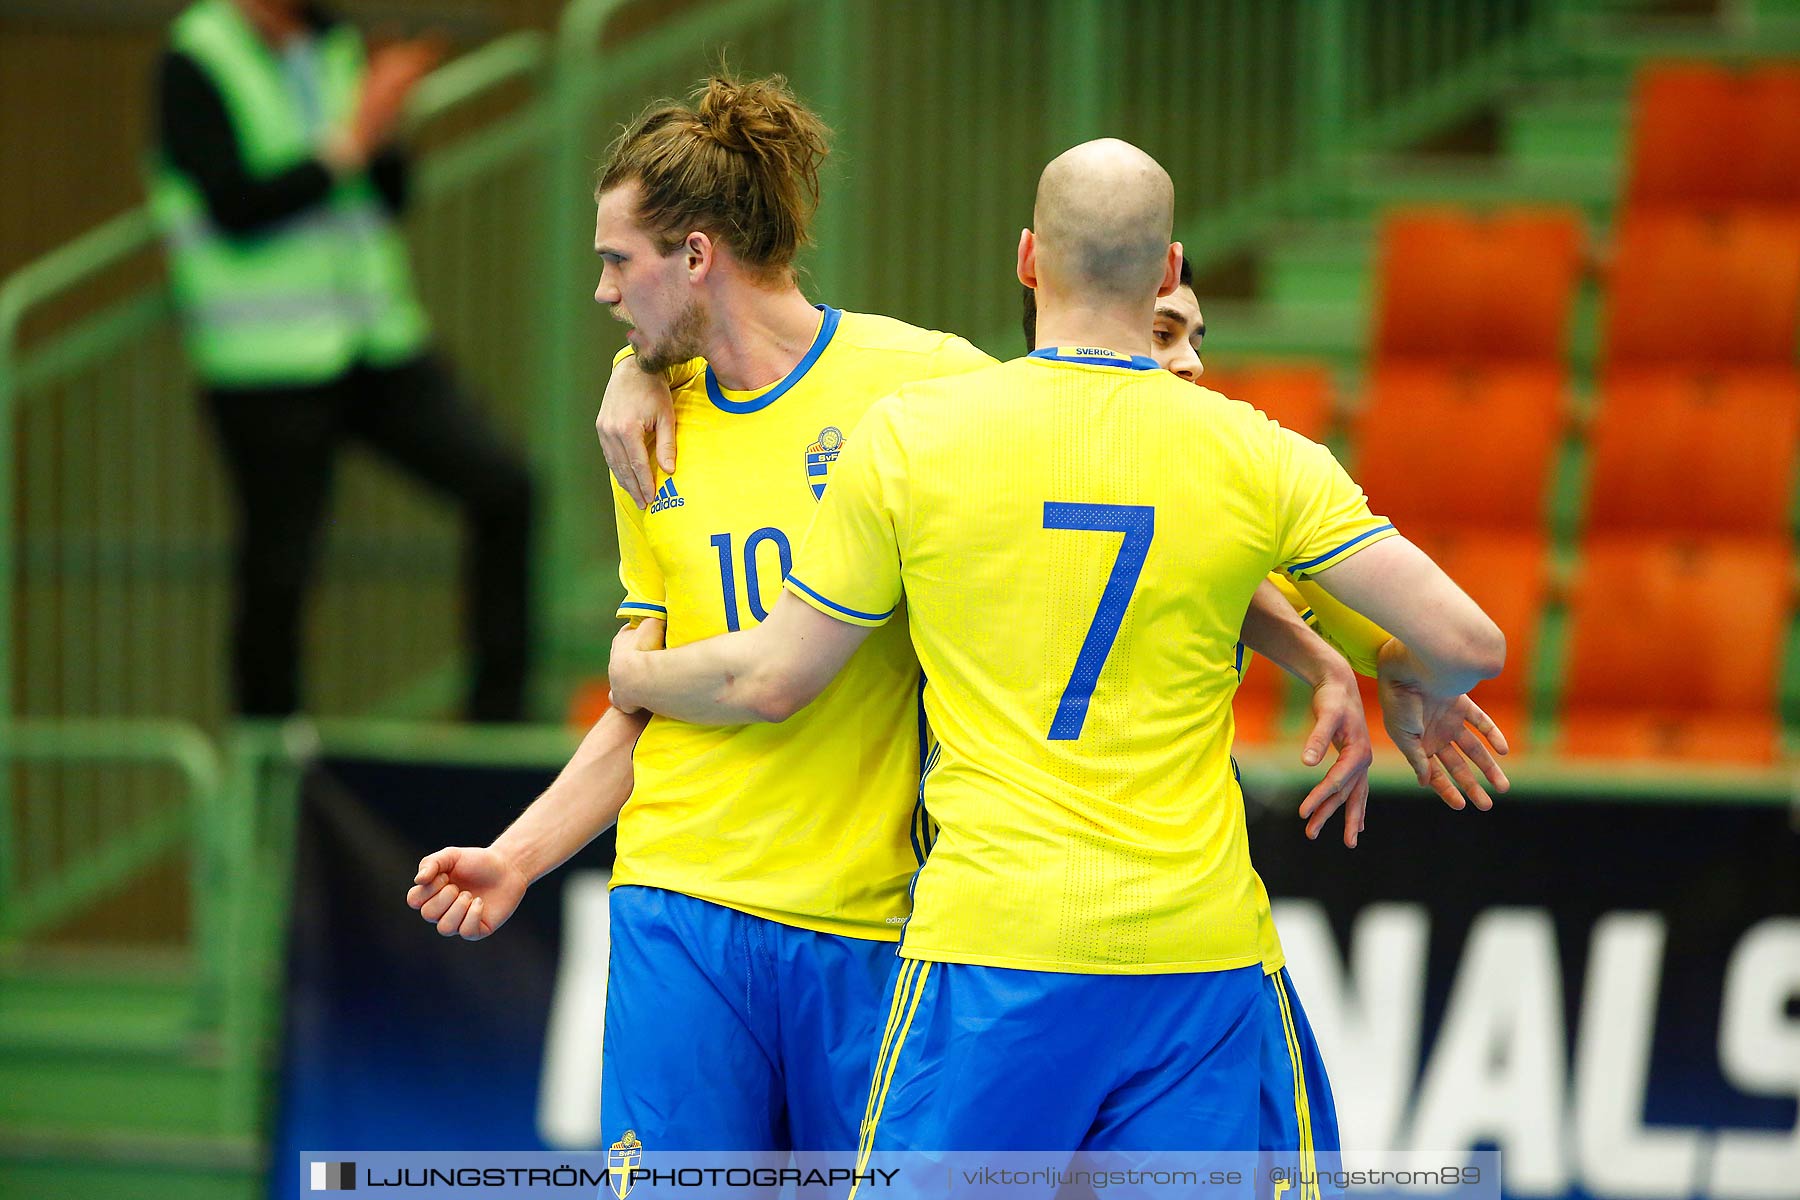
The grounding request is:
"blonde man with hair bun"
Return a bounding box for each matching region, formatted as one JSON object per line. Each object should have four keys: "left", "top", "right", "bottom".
{"left": 411, "top": 73, "right": 997, "bottom": 1155}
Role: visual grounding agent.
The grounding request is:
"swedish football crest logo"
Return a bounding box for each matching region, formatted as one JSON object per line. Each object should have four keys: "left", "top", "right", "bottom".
{"left": 607, "top": 1130, "right": 642, "bottom": 1198}
{"left": 805, "top": 426, "right": 845, "bottom": 501}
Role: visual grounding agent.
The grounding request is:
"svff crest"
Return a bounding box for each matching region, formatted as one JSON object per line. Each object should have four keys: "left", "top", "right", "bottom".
{"left": 805, "top": 426, "right": 845, "bottom": 501}
{"left": 607, "top": 1130, "right": 642, "bottom": 1199}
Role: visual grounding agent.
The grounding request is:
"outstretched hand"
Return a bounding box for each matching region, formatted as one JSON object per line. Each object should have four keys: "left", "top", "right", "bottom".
{"left": 1377, "top": 656, "right": 1510, "bottom": 812}
{"left": 1294, "top": 670, "right": 1375, "bottom": 848}
{"left": 405, "top": 845, "right": 529, "bottom": 941}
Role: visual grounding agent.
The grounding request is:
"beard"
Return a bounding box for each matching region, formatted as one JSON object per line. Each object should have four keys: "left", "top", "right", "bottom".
{"left": 633, "top": 299, "right": 708, "bottom": 373}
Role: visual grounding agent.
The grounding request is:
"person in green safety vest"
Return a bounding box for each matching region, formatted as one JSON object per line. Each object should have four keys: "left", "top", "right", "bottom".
{"left": 149, "top": 0, "right": 534, "bottom": 721}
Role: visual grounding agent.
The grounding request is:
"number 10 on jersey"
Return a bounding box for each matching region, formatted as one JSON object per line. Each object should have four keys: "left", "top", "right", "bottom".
{"left": 710, "top": 527, "right": 794, "bottom": 632}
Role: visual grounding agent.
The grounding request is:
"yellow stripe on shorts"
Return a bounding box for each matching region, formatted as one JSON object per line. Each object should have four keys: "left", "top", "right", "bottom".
{"left": 1274, "top": 973, "right": 1318, "bottom": 1200}
{"left": 857, "top": 960, "right": 918, "bottom": 1165}
{"left": 852, "top": 961, "right": 932, "bottom": 1190}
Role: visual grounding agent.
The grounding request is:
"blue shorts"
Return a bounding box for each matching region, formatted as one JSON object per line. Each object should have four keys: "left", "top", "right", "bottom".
{"left": 1258, "top": 967, "right": 1343, "bottom": 1197}
{"left": 601, "top": 885, "right": 896, "bottom": 1152}
{"left": 859, "top": 959, "right": 1263, "bottom": 1155}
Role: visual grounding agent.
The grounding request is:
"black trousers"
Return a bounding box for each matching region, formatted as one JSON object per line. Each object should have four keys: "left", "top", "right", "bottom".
{"left": 206, "top": 354, "right": 533, "bottom": 721}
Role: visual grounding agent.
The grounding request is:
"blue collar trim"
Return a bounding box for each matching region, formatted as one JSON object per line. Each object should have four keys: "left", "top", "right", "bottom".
{"left": 706, "top": 305, "right": 842, "bottom": 414}
{"left": 1028, "top": 345, "right": 1159, "bottom": 371}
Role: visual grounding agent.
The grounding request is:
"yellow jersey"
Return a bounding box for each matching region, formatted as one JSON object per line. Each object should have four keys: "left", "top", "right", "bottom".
{"left": 1251, "top": 573, "right": 1393, "bottom": 976}
{"left": 610, "top": 306, "right": 994, "bottom": 940}
{"left": 786, "top": 347, "right": 1396, "bottom": 973}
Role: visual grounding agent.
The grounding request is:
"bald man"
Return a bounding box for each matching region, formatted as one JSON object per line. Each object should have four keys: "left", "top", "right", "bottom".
{"left": 608, "top": 139, "right": 1503, "bottom": 1161}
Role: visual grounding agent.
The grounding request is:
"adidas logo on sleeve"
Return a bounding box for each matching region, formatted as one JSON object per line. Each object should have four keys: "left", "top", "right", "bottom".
{"left": 648, "top": 478, "right": 685, "bottom": 514}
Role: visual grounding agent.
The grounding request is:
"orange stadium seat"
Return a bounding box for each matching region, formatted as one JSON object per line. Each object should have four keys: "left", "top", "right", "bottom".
{"left": 1374, "top": 208, "right": 1584, "bottom": 362}
{"left": 1560, "top": 537, "right": 1792, "bottom": 763}
{"left": 1353, "top": 363, "right": 1565, "bottom": 529}
{"left": 1201, "top": 362, "right": 1333, "bottom": 442}
{"left": 1625, "top": 63, "right": 1757, "bottom": 212}
{"left": 1603, "top": 212, "right": 1800, "bottom": 368}
{"left": 1586, "top": 368, "right": 1800, "bottom": 538}
{"left": 1745, "top": 66, "right": 1800, "bottom": 213}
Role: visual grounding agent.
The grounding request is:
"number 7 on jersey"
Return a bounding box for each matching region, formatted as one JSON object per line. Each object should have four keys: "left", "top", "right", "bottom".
{"left": 1042, "top": 502, "right": 1156, "bottom": 740}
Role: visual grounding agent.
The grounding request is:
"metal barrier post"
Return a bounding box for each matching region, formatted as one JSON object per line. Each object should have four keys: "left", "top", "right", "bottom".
{"left": 541, "top": 0, "right": 632, "bottom": 663}
{"left": 1308, "top": 0, "right": 1350, "bottom": 208}
{"left": 1051, "top": 0, "right": 1110, "bottom": 146}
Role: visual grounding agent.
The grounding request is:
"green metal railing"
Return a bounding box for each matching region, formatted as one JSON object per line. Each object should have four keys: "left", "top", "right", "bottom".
{"left": 0, "top": 720, "right": 221, "bottom": 944}
{"left": 0, "top": 31, "right": 554, "bottom": 970}
{"left": 0, "top": 719, "right": 236, "bottom": 1103}
{"left": 0, "top": 0, "right": 1700, "bottom": 993}
{"left": 0, "top": 30, "right": 551, "bottom": 732}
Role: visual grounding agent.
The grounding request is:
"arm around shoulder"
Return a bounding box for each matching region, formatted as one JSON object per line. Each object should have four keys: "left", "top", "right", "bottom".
{"left": 607, "top": 593, "right": 874, "bottom": 725}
